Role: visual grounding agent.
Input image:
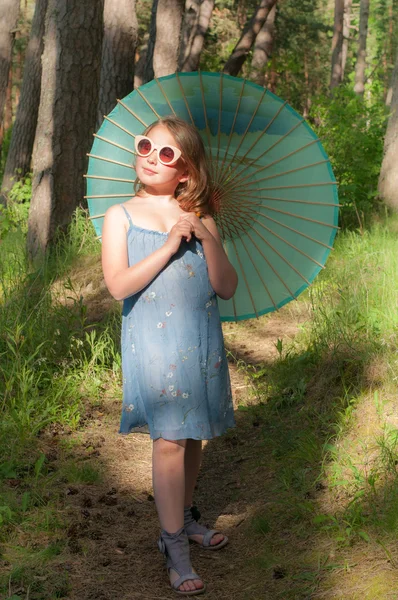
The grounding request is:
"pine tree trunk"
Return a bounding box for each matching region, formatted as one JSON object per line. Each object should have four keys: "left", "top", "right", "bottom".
{"left": 153, "top": 0, "right": 184, "bottom": 77}
{"left": 378, "top": 50, "right": 398, "bottom": 210}
{"left": 251, "top": 4, "right": 276, "bottom": 86}
{"left": 27, "top": 0, "right": 104, "bottom": 258}
{"left": 180, "top": 0, "right": 214, "bottom": 72}
{"left": 353, "top": 0, "right": 370, "bottom": 95}
{"left": 223, "top": 0, "right": 278, "bottom": 77}
{"left": 1, "top": 0, "right": 48, "bottom": 202}
{"left": 97, "top": 0, "right": 138, "bottom": 128}
{"left": 330, "top": 0, "right": 345, "bottom": 90}
{"left": 0, "top": 0, "right": 20, "bottom": 130}
{"left": 341, "top": 0, "right": 351, "bottom": 80}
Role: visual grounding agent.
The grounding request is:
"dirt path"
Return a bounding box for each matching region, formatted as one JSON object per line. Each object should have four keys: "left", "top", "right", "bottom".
{"left": 53, "top": 303, "right": 306, "bottom": 600}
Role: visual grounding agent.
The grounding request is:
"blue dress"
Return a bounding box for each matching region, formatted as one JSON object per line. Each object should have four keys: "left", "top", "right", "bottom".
{"left": 119, "top": 205, "right": 235, "bottom": 441}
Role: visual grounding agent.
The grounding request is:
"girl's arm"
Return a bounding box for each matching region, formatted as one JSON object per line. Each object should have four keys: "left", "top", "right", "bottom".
{"left": 101, "top": 205, "right": 193, "bottom": 301}
{"left": 179, "top": 213, "right": 238, "bottom": 300}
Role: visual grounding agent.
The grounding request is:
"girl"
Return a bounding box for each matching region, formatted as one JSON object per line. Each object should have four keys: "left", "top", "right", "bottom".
{"left": 101, "top": 116, "right": 238, "bottom": 596}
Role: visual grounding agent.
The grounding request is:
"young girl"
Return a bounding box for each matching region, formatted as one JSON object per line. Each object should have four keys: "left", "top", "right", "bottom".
{"left": 101, "top": 116, "right": 238, "bottom": 596}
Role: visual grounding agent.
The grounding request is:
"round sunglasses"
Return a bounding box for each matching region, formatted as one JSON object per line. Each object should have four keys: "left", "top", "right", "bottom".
{"left": 135, "top": 135, "right": 182, "bottom": 165}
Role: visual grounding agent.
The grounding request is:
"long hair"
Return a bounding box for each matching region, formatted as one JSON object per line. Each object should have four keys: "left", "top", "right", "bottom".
{"left": 135, "top": 116, "right": 213, "bottom": 215}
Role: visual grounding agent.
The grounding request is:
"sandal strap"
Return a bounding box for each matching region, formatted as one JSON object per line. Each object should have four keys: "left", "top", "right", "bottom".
{"left": 202, "top": 529, "right": 220, "bottom": 547}
{"left": 158, "top": 526, "right": 203, "bottom": 588}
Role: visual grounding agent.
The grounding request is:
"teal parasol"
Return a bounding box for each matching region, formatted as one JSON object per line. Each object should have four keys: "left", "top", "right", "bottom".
{"left": 86, "top": 71, "right": 339, "bottom": 322}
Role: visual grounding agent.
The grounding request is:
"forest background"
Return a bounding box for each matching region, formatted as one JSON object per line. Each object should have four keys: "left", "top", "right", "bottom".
{"left": 2, "top": 0, "right": 398, "bottom": 599}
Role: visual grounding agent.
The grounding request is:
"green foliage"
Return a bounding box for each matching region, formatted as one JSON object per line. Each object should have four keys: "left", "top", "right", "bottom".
{"left": 0, "top": 174, "right": 31, "bottom": 241}
{"left": 311, "top": 87, "right": 388, "bottom": 228}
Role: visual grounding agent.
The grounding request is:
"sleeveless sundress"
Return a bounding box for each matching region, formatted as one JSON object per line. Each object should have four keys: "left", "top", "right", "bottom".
{"left": 119, "top": 205, "right": 235, "bottom": 441}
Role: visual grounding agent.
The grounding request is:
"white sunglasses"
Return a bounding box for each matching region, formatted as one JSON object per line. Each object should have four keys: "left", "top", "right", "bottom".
{"left": 135, "top": 135, "right": 182, "bottom": 165}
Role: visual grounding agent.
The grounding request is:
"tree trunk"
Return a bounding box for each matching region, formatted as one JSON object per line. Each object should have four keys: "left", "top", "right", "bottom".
{"left": 153, "top": 0, "right": 184, "bottom": 78}
{"left": 135, "top": 0, "right": 159, "bottom": 86}
{"left": 378, "top": 50, "right": 398, "bottom": 210}
{"left": 27, "top": 0, "right": 104, "bottom": 258}
{"left": 353, "top": 0, "right": 370, "bottom": 95}
{"left": 330, "top": 0, "right": 345, "bottom": 90}
{"left": 341, "top": 0, "right": 351, "bottom": 80}
{"left": 178, "top": 0, "right": 200, "bottom": 70}
{"left": 179, "top": 0, "right": 214, "bottom": 72}
{"left": 223, "top": 0, "right": 278, "bottom": 77}
{"left": 250, "top": 4, "right": 276, "bottom": 86}
{"left": 97, "top": 0, "right": 138, "bottom": 128}
{"left": 1, "top": 0, "right": 48, "bottom": 202}
{"left": 0, "top": 0, "right": 20, "bottom": 131}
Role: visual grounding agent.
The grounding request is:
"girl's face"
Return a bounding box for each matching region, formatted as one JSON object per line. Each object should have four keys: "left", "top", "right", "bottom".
{"left": 135, "top": 124, "right": 188, "bottom": 192}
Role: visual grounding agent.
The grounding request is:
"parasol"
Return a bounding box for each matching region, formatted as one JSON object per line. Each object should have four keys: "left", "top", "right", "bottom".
{"left": 85, "top": 71, "right": 339, "bottom": 322}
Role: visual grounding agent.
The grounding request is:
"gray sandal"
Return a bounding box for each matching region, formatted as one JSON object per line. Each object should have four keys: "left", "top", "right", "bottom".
{"left": 158, "top": 526, "right": 206, "bottom": 596}
{"left": 184, "top": 506, "right": 229, "bottom": 550}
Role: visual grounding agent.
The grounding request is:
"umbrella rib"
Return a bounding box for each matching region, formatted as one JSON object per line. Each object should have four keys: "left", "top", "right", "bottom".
{"left": 213, "top": 73, "right": 224, "bottom": 182}
{"left": 255, "top": 204, "right": 339, "bottom": 228}
{"left": 198, "top": 70, "right": 216, "bottom": 180}
{"left": 85, "top": 194, "right": 133, "bottom": 199}
{"left": 218, "top": 99, "right": 288, "bottom": 188}
{"left": 235, "top": 193, "right": 341, "bottom": 207}
{"left": 93, "top": 134, "right": 135, "bottom": 155}
{"left": 117, "top": 98, "right": 150, "bottom": 127}
{"left": 217, "top": 88, "right": 267, "bottom": 186}
{"left": 175, "top": 72, "right": 195, "bottom": 126}
{"left": 84, "top": 174, "right": 135, "bottom": 184}
{"left": 230, "top": 237, "right": 259, "bottom": 318}
{"left": 153, "top": 78, "right": 177, "bottom": 117}
{"left": 249, "top": 182, "right": 338, "bottom": 192}
{"left": 224, "top": 130, "right": 316, "bottom": 193}
{"left": 245, "top": 230, "right": 296, "bottom": 298}
{"left": 251, "top": 225, "right": 311, "bottom": 285}
{"left": 216, "top": 79, "right": 247, "bottom": 183}
{"left": 88, "top": 213, "right": 106, "bottom": 219}
{"left": 103, "top": 116, "right": 136, "bottom": 139}
{"left": 87, "top": 153, "right": 134, "bottom": 169}
{"left": 241, "top": 159, "right": 330, "bottom": 185}
{"left": 222, "top": 240, "right": 238, "bottom": 321}
{"left": 252, "top": 217, "right": 325, "bottom": 268}
{"left": 251, "top": 209, "right": 334, "bottom": 250}
{"left": 239, "top": 235, "right": 278, "bottom": 310}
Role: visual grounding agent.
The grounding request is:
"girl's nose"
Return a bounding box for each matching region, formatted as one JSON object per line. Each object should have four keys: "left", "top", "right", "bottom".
{"left": 147, "top": 150, "right": 157, "bottom": 164}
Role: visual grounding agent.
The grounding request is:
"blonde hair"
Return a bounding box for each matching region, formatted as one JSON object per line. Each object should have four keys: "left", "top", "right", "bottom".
{"left": 135, "top": 116, "right": 213, "bottom": 215}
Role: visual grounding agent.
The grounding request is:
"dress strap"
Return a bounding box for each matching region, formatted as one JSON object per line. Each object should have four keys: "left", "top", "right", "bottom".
{"left": 120, "top": 204, "right": 133, "bottom": 228}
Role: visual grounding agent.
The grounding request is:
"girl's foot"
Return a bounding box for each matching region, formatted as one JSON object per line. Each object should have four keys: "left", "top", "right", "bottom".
{"left": 184, "top": 506, "right": 229, "bottom": 550}
{"left": 158, "top": 527, "right": 206, "bottom": 596}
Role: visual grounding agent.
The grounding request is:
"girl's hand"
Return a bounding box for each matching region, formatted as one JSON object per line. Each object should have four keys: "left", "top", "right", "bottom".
{"left": 164, "top": 218, "right": 194, "bottom": 255}
{"left": 178, "top": 213, "right": 212, "bottom": 242}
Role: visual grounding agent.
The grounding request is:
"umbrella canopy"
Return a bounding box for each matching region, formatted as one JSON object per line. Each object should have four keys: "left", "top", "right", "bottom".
{"left": 86, "top": 71, "right": 339, "bottom": 322}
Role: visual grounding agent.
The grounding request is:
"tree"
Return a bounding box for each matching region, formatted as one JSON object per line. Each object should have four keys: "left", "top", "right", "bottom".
{"left": 250, "top": 4, "right": 276, "bottom": 85}
{"left": 378, "top": 50, "right": 398, "bottom": 210}
{"left": 330, "top": 0, "right": 344, "bottom": 89}
{"left": 1, "top": 0, "right": 48, "bottom": 202}
{"left": 0, "top": 0, "right": 20, "bottom": 131}
{"left": 97, "top": 0, "right": 138, "bottom": 128}
{"left": 223, "top": 0, "right": 278, "bottom": 77}
{"left": 153, "top": 0, "right": 184, "bottom": 77}
{"left": 353, "top": 0, "right": 370, "bottom": 95}
{"left": 179, "top": 0, "right": 215, "bottom": 72}
{"left": 27, "top": 0, "right": 104, "bottom": 257}
{"left": 341, "top": 0, "right": 352, "bottom": 80}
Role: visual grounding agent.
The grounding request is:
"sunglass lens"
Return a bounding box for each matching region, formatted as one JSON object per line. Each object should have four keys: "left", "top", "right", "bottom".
{"left": 159, "top": 146, "right": 175, "bottom": 164}
{"left": 137, "top": 138, "right": 152, "bottom": 156}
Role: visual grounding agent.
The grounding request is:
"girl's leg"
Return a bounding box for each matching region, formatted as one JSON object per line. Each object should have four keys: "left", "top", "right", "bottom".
{"left": 184, "top": 439, "right": 224, "bottom": 547}
{"left": 152, "top": 438, "right": 203, "bottom": 593}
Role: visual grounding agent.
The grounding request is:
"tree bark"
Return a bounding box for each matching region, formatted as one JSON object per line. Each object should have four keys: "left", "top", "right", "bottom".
{"left": 223, "top": 0, "right": 278, "bottom": 77}
{"left": 353, "top": 0, "right": 370, "bottom": 95}
{"left": 378, "top": 50, "right": 398, "bottom": 210}
{"left": 0, "top": 0, "right": 20, "bottom": 132}
{"left": 179, "top": 0, "right": 214, "bottom": 72}
{"left": 250, "top": 4, "right": 276, "bottom": 86}
{"left": 341, "top": 0, "right": 352, "bottom": 81}
{"left": 178, "top": 0, "right": 201, "bottom": 70}
{"left": 97, "top": 0, "right": 138, "bottom": 128}
{"left": 330, "top": 0, "right": 345, "bottom": 90}
{"left": 153, "top": 0, "right": 184, "bottom": 78}
{"left": 1, "top": 0, "right": 48, "bottom": 202}
{"left": 27, "top": 0, "right": 104, "bottom": 258}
